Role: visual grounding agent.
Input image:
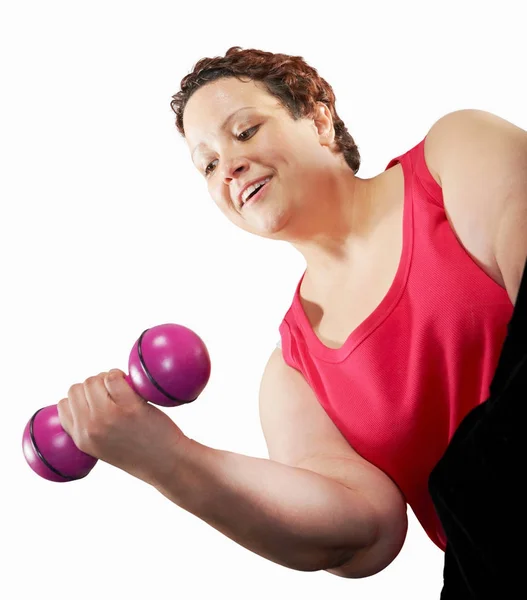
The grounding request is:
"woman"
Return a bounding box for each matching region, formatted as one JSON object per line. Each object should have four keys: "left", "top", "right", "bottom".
{"left": 57, "top": 47, "right": 527, "bottom": 598}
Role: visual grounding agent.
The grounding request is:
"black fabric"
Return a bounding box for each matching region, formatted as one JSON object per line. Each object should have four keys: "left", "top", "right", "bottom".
{"left": 428, "top": 256, "right": 527, "bottom": 599}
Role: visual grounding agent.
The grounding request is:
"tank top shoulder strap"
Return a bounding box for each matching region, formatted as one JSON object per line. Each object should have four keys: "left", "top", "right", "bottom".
{"left": 385, "top": 137, "right": 444, "bottom": 208}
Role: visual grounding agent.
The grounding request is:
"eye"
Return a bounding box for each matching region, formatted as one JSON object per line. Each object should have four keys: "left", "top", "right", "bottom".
{"left": 205, "top": 160, "right": 217, "bottom": 176}
{"left": 237, "top": 125, "right": 259, "bottom": 141}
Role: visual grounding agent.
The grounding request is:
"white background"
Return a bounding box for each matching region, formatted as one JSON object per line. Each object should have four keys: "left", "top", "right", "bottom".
{"left": 1, "top": 1, "right": 525, "bottom": 598}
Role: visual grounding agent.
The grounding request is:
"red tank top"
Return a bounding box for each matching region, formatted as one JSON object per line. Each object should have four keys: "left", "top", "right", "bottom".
{"left": 278, "top": 138, "right": 513, "bottom": 550}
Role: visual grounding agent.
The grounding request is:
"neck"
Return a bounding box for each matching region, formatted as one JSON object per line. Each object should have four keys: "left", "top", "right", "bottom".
{"left": 289, "top": 166, "right": 390, "bottom": 276}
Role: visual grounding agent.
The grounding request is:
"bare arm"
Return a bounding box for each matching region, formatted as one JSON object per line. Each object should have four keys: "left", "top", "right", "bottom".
{"left": 153, "top": 348, "right": 407, "bottom": 576}
{"left": 154, "top": 437, "right": 379, "bottom": 572}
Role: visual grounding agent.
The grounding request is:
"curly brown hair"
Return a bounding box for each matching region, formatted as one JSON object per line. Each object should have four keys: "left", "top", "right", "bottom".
{"left": 170, "top": 46, "right": 361, "bottom": 174}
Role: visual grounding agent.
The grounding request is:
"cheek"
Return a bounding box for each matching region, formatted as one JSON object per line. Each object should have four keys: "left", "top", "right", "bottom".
{"left": 257, "top": 131, "right": 285, "bottom": 163}
{"left": 208, "top": 180, "right": 224, "bottom": 203}
{"left": 210, "top": 182, "right": 237, "bottom": 216}
{"left": 262, "top": 137, "right": 283, "bottom": 160}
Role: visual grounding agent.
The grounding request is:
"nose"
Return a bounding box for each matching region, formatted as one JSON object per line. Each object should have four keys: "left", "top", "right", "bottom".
{"left": 221, "top": 156, "right": 249, "bottom": 185}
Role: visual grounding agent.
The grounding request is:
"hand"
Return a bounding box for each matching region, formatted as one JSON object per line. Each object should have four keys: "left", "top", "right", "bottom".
{"left": 57, "top": 369, "right": 188, "bottom": 487}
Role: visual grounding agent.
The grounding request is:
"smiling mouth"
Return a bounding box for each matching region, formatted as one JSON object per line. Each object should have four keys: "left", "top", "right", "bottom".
{"left": 241, "top": 177, "right": 272, "bottom": 208}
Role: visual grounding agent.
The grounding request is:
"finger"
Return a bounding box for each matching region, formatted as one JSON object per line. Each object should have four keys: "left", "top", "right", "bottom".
{"left": 68, "top": 379, "right": 91, "bottom": 410}
{"left": 68, "top": 379, "right": 92, "bottom": 425}
{"left": 83, "top": 373, "right": 112, "bottom": 415}
{"left": 104, "top": 368, "right": 143, "bottom": 409}
{"left": 66, "top": 385, "right": 94, "bottom": 444}
{"left": 56, "top": 397, "right": 74, "bottom": 437}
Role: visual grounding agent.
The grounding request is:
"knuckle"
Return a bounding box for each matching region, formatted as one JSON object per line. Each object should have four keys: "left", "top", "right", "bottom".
{"left": 67, "top": 382, "right": 80, "bottom": 396}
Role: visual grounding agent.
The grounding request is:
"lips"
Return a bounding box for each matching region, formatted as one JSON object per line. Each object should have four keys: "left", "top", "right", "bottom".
{"left": 238, "top": 176, "right": 273, "bottom": 207}
{"left": 244, "top": 179, "right": 271, "bottom": 209}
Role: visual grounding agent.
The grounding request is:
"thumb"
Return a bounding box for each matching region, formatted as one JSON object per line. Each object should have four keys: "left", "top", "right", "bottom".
{"left": 104, "top": 369, "right": 144, "bottom": 408}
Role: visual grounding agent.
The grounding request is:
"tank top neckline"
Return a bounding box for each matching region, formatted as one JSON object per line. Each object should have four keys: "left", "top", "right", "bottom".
{"left": 291, "top": 150, "right": 415, "bottom": 363}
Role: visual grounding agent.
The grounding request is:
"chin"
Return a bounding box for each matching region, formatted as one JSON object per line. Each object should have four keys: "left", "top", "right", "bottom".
{"left": 250, "top": 215, "right": 290, "bottom": 239}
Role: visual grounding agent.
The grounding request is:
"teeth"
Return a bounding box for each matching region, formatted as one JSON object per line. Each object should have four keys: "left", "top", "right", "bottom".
{"left": 242, "top": 177, "right": 271, "bottom": 204}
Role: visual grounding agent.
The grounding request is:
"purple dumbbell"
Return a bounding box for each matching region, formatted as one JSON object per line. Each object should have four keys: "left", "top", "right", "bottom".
{"left": 22, "top": 323, "right": 211, "bottom": 483}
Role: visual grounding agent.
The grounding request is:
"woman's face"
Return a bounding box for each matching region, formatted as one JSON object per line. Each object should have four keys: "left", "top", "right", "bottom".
{"left": 183, "top": 77, "right": 334, "bottom": 239}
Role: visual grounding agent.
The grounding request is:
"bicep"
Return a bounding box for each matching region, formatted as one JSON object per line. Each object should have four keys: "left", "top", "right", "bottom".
{"left": 258, "top": 347, "right": 408, "bottom": 577}
{"left": 258, "top": 346, "right": 361, "bottom": 466}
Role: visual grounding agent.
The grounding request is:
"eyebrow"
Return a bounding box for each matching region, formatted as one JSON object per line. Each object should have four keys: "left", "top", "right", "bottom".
{"left": 191, "top": 106, "right": 258, "bottom": 163}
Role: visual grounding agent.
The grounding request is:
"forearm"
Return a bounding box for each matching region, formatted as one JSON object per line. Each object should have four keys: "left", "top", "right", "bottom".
{"left": 153, "top": 437, "right": 379, "bottom": 573}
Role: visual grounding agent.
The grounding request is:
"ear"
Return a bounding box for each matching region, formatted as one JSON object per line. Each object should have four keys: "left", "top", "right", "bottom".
{"left": 312, "top": 102, "right": 335, "bottom": 146}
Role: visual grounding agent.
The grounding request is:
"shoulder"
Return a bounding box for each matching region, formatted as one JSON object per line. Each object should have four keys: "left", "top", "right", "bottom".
{"left": 423, "top": 109, "right": 527, "bottom": 305}
{"left": 424, "top": 109, "right": 526, "bottom": 180}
